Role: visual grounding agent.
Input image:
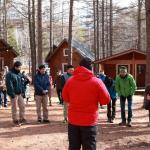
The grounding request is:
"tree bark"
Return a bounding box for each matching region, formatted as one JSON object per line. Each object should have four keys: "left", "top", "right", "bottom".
{"left": 102, "top": 0, "right": 105, "bottom": 58}
{"left": 145, "top": 0, "right": 150, "bottom": 85}
{"left": 137, "top": 0, "right": 142, "bottom": 51}
{"left": 96, "top": 0, "right": 99, "bottom": 60}
{"left": 68, "top": 0, "right": 74, "bottom": 65}
{"left": 0, "top": 0, "right": 1, "bottom": 38}
{"left": 50, "top": 0, "right": 53, "bottom": 52}
{"left": 3, "top": 0, "right": 7, "bottom": 41}
{"left": 28, "top": 0, "right": 36, "bottom": 81}
{"left": 109, "top": 0, "right": 113, "bottom": 56}
{"left": 37, "top": 0, "right": 43, "bottom": 65}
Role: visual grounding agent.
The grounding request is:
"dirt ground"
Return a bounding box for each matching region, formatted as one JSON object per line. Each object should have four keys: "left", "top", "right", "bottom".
{"left": 0, "top": 87, "right": 150, "bottom": 150}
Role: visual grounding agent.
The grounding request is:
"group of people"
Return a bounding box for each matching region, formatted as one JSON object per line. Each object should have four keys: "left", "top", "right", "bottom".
{"left": 97, "top": 66, "right": 137, "bottom": 127}
{"left": 1, "top": 57, "right": 150, "bottom": 150}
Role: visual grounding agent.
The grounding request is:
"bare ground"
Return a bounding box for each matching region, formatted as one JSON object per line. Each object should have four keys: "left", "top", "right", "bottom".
{"left": 0, "top": 88, "right": 150, "bottom": 150}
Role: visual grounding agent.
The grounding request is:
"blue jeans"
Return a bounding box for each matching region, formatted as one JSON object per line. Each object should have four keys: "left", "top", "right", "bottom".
{"left": 120, "top": 95, "right": 133, "bottom": 122}
{"left": 0, "top": 90, "right": 7, "bottom": 106}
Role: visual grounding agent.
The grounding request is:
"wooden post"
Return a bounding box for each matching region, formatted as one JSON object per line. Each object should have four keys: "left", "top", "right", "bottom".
{"left": 132, "top": 52, "right": 136, "bottom": 79}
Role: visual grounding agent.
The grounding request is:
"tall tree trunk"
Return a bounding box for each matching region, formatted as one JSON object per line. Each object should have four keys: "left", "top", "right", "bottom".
{"left": 96, "top": 0, "right": 99, "bottom": 60}
{"left": 109, "top": 0, "right": 113, "bottom": 56}
{"left": 106, "top": 0, "right": 109, "bottom": 57}
{"left": 3, "top": 0, "right": 7, "bottom": 41}
{"left": 93, "top": 0, "right": 97, "bottom": 73}
{"left": 28, "top": 0, "right": 36, "bottom": 81}
{"left": 50, "top": 0, "right": 53, "bottom": 52}
{"left": 37, "top": 0, "right": 43, "bottom": 65}
{"left": 137, "top": 0, "right": 142, "bottom": 51}
{"left": 62, "top": 1, "right": 64, "bottom": 39}
{"left": 102, "top": 0, "right": 105, "bottom": 58}
{"left": 0, "top": 0, "right": 1, "bottom": 38}
{"left": 68, "top": 0, "right": 74, "bottom": 65}
{"left": 145, "top": 0, "right": 150, "bottom": 85}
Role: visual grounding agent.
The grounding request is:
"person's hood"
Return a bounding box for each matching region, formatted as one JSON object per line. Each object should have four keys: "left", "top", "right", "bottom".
{"left": 73, "top": 66, "right": 94, "bottom": 81}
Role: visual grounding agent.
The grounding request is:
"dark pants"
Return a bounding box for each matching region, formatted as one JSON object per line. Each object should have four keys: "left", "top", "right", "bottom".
{"left": 68, "top": 124, "right": 97, "bottom": 150}
{"left": 120, "top": 95, "right": 133, "bottom": 123}
{"left": 0, "top": 90, "right": 7, "bottom": 106}
{"left": 107, "top": 98, "right": 117, "bottom": 119}
{"left": 56, "top": 89, "right": 63, "bottom": 104}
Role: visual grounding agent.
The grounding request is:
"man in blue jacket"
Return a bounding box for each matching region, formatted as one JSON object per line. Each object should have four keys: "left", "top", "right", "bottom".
{"left": 6, "top": 61, "right": 26, "bottom": 125}
{"left": 34, "top": 64, "right": 50, "bottom": 123}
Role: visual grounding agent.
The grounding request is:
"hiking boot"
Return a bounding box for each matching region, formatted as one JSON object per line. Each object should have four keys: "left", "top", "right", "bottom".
{"left": 107, "top": 118, "right": 113, "bottom": 123}
{"left": 43, "top": 120, "right": 50, "bottom": 123}
{"left": 127, "top": 122, "right": 132, "bottom": 127}
{"left": 100, "top": 106, "right": 105, "bottom": 109}
{"left": 20, "top": 119, "right": 27, "bottom": 124}
{"left": 63, "top": 118, "right": 68, "bottom": 123}
{"left": 119, "top": 121, "right": 126, "bottom": 126}
{"left": 13, "top": 120, "right": 20, "bottom": 125}
{"left": 4, "top": 104, "right": 7, "bottom": 108}
{"left": 37, "top": 119, "right": 42, "bottom": 123}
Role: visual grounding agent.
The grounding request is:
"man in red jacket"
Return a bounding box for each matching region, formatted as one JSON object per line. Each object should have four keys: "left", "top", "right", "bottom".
{"left": 62, "top": 57, "right": 110, "bottom": 150}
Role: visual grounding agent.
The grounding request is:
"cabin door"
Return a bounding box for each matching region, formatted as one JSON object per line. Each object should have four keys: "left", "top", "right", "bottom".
{"left": 136, "top": 64, "right": 146, "bottom": 88}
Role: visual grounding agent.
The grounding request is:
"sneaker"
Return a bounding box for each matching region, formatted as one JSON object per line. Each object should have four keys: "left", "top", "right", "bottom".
{"left": 127, "top": 122, "right": 132, "bottom": 127}
{"left": 119, "top": 121, "right": 126, "bottom": 126}
{"left": 13, "top": 120, "right": 20, "bottom": 125}
{"left": 20, "top": 119, "right": 27, "bottom": 124}
{"left": 43, "top": 120, "right": 50, "bottom": 123}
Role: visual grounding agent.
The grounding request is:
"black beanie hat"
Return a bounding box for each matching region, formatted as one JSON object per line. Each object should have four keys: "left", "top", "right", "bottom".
{"left": 38, "top": 64, "right": 46, "bottom": 70}
{"left": 79, "top": 57, "right": 92, "bottom": 70}
{"left": 13, "top": 61, "right": 22, "bottom": 67}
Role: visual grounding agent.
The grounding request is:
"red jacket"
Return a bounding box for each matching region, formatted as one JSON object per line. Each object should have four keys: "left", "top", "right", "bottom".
{"left": 62, "top": 66, "right": 110, "bottom": 126}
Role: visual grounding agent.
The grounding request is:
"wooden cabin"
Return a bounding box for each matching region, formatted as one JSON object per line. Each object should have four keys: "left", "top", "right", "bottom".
{"left": 0, "top": 39, "right": 18, "bottom": 71}
{"left": 94, "top": 49, "right": 146, "bottom": 88}
{"left": 45, "top": 39, "right": 94, "bottom": 81}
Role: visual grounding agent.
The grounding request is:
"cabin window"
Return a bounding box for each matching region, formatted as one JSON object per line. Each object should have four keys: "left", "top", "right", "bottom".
{"left": 137, "top": 64, "right": 144, "bottom": 74}
{"left": 62, "top": 63, "right": 68, "bottom": 73}
{"left": 63, "top": 48, "right": 69, "bottom": 56}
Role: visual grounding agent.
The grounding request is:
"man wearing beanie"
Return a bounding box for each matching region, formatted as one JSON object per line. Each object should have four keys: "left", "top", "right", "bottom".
{"left": 6, "top": 61, "right": 26, "bottom": 125}
{"left": 34, "top": 64, "right": 50, "bottom": 123}
{"left": 116, "top": 66, "right": 137, "bottom": 127}
{"left": 62, "top": 57, "right": 110, "bottom": 150}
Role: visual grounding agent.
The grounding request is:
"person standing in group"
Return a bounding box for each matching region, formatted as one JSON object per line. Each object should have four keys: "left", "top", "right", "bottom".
{"left": 55, "top": 70, "right": 63, "bottom": 105}
{"left": 115, "top": 66, "right": 137, "bottom": 127}
{"left": 61, "top": 65, "right": 74, "bottom": 123}
{"left": 62, "top": 57, "right": 110, "bottom": 150}
{"left": 34, "top": 64, "right": 50, "bottom": 123}
{"left": 98, "top": 70, "right": 106, "bottom": 109}
{"left": 6, "top": 61, "right": 26, "bottom": 125}
{"left": 0, "top": 72, "right": 7, "bottom": 108}
{"left": 104, "top": 76, "right": 117, "bottom": 123}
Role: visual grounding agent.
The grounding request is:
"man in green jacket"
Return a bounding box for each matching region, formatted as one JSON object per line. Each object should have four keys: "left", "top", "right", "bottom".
{"left": 115, "top": 66, "right": 137, "bottom": 127}
{"left": 6, "top": 61, "right": 26, "bottom": 125}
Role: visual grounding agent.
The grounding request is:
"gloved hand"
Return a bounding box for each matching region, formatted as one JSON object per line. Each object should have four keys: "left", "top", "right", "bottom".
{"left": 43, "top": 90, "right": 48, "bottom": 95}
